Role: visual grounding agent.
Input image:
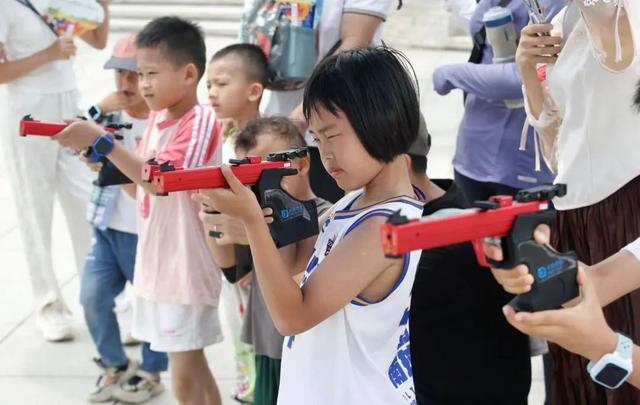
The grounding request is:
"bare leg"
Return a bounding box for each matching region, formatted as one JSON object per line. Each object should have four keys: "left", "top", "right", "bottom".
{"left": 168, "top": 350, "right": 221, "bottom": 405}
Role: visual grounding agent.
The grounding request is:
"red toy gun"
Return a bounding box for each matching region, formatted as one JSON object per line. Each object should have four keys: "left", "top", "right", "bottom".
{"left": 381, "top": 184, "right": 578, "bottom": 312}
{"left": 145, "top": 148, "right": 319, "bottom": 248}
{"left": 19, "top": 115, "right": 131, "bottom": 137}
{"left": 150, "top": 156, "right": 292, "bottom": 194}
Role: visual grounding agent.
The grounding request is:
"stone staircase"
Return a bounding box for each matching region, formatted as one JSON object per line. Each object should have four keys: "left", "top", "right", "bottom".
{"left": 109, "top": 0, "right": 244, "bottom": 38}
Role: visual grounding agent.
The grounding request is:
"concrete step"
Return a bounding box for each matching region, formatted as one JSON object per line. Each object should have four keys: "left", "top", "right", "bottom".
{"left": 110, "top": 4, "right": 243, "bottom": 21}
{"left": 110, "top": 18, "right": 239, "bottom": 37}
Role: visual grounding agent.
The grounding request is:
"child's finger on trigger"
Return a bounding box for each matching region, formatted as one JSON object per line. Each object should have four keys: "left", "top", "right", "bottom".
{"left": 220, "top": 164, "right": 244, "bottom": 192}
{"left": 262, "top": 207, "right": 273, "bottom": 216}
{"left": 191, "top": 192, "right": 213, "bottom": 207}
{"left": 483, "top": 239, "right": 503, "bottom": 261}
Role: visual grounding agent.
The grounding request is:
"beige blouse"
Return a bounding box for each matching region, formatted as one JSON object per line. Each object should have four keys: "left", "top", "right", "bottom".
{"left": 523, "top": 1, "right": 640, "bottom": 210}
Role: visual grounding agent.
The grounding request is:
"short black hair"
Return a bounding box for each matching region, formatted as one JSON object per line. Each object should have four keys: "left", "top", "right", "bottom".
{"left": 235, "top": 117, "right": 306, "bottom": 153}
{"left": 409, "top": 155, "right": 427, "bottom": 175}
{"left": 303, "top": 47, "right": 420, "bottom": 163}
{"left": 634, "top": 78, "right": 640, "bottom": 112}
{"left": 210, "top": 44, "right": 269, "bottom": 87}
{"left": 136, "top": 17, "right": 206, "bottom": 80}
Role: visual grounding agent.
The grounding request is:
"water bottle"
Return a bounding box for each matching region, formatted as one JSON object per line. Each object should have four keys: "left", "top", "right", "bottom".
{"left": 483, "top": 6, "right": 523, "bottom": 109}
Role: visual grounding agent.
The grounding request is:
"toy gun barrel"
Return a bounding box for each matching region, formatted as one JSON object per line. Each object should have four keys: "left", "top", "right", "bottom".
{"left": 19, "top": 115, "right": 128, "bottom": 137}
{"left": 148, "top": 148, "right": 307, "bottom": 195}
{"left": 381, "top": 197, "right": 548, "bottom": 257}
{"left": 153, "top": 160, "right": 290, "bottom": 194}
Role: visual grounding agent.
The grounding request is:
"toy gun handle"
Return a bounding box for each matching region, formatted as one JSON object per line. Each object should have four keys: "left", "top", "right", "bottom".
{"left": 508, "top": 243, "right": 578, "bottom": 312}
{"left": 255, "top": 167, "right": 319, "bottom": 248}
{"left": 492, "top": 211, "right": 579, "bottom": 312}
{"left": 206, "top": 167, "right": 320, "bottom": 248}
{"left": 492, "top": 210, "right": 556, "bottom": 269}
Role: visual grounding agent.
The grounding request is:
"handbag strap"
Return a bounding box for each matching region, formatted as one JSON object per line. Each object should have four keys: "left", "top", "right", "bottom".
{"left": 14, "top": 0, "right": 58, "bottom": 36}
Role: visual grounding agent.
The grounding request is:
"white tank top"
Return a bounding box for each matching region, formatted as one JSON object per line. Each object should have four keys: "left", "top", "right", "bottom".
{"left": 277, "top": 192, "right": 424, "bottom": 405}
{"left": 548, "top": 1, "right": 640, "bottom": 210}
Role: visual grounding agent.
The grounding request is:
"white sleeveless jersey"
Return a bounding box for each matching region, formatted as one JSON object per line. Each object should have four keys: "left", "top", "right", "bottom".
{"left": 277, "top": 192, "right": 424, "bottom": 405}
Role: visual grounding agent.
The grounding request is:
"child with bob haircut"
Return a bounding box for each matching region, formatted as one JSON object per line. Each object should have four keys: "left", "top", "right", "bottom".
{"left": 196, "top": 47, "right": 424, "bottom": 405}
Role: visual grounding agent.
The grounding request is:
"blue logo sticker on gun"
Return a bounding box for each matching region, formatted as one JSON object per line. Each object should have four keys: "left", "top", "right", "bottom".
{"left": 536, "top": 259, "right": 565, "bottom": 280}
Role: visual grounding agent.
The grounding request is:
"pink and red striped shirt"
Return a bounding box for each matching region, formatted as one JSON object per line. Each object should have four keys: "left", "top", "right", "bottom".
{"left": 134, "top": 105, "right": 223, "bottom": 306}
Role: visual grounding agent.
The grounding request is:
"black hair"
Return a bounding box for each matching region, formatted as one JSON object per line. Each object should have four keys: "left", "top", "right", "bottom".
{"left": 409, "top": 155, "right": 427, "bottom": 175}
{"left": 136, "top": 17, "right": 207, "bottom": 80}
{"left": 303, "top": 47, "right": 420, "bottom": 163}
{"left": 634, "top": 79, "right": 640, "bottom": 112}
{"left": 235, "top": 117, "right": 306, "bottom": 153}
{"left": 210, "top": 44, "right": 269, "bottom": 87}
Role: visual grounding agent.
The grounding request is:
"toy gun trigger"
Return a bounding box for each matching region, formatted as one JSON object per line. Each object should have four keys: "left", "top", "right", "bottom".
{"left": 471, "top": 239, "right": 492, "bottom": 268}
{"left": 471, "top": 236, "right": 512, "bottom": 269}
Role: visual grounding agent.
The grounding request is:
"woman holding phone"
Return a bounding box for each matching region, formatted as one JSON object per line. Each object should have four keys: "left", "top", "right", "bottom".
{"left": 0, "top": 0, "right": 109, "bottom": 342}
{"left": 517, "top": 1, "right": 640, "bottom": 403}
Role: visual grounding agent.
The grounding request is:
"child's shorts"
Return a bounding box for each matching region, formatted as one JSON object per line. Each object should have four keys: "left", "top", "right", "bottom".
{"left": 132, "top": 296, "right": 223, "bottom": 352}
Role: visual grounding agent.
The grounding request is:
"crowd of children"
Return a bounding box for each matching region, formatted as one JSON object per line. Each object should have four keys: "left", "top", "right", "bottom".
{"left": 3, "top": 0, "right": 640, "bottom": 403}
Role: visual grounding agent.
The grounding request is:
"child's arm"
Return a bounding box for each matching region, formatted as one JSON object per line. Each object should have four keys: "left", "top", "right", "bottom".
{"left": 202, "top": 165, "right": 404, "bottom": 336}
{"left": 287, "top": 208, "right": 332, "bottom": 276}
{"left": 198, "top": 209, "right": 238, "bottom": 278}
{"left": 194, "top": 200, "right": 317, "bottom": 281}
{"left": 52, "top": 120, "right": 155, "bottom": 195}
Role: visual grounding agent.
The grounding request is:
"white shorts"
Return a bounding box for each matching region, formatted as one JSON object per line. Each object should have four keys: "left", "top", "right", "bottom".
{"left": 132, "top": 296, "right": 224, "bottom": 352}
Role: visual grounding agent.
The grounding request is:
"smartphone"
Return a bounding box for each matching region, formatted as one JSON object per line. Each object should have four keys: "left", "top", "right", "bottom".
{"left": 522, "top": 0, "right": 551, "bottom": 36}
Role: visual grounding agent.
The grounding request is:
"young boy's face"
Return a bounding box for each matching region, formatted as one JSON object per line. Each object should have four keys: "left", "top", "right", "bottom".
{"left": 207, "top": 55, "right": 261, "bottom": 119}
{"left": 235, "top": 134, "right": 307, "bottom": 197}
{"left": 114, "top": 69, "right": 145, "bottom": 109}
{"left": 309, "top": 106, "right": 383, "bottom": 192}
{"left": 137, "top": 47, "right": 194, "bottom": 112}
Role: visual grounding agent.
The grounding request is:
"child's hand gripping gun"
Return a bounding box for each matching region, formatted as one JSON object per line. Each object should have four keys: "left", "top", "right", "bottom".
{"left": 145, "top": 147, "right": 319, "bottom": 248}
{"left": 19, "top": 115, "right": 133, "bottom": 187}
{"left": 381, "top": 184, "right": 578, "bottom": 312}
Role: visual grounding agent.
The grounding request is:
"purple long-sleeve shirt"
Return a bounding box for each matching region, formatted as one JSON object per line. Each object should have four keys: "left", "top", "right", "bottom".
{"left": 434, "top": 0, "right": 565, "bottom": 189}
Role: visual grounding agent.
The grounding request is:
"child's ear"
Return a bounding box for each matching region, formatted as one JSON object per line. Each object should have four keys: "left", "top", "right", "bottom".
{"left": 403, "top": 154, "right": 411, "bottom": 170}
{"left": 184, "top": 63, "right": 199, "bottom": 86}
{"left": 247, "top": 82, "right": 264, "bottom": 103}
{"left": 295, "top": 154, "right": 311, "bottom": 177}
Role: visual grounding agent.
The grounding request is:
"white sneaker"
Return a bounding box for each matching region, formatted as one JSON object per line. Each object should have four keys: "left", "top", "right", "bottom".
{"left": 89, "top": 358, "right": 138, "bottom": 403}
{"left": 114, "top": 369, "right": 164, "bottom": 404}
{"left": 35, "top": 302, "right": 74, "bottom": 342}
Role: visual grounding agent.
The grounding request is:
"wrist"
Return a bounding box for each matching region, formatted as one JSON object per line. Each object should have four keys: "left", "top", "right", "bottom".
{"left": 518, "top": 62, "right": 538, "bottom": 78}
{"left": 587, "top": 328, "right": 619, "bottom": 362}
{"left": 42, "top": 45, "right": 57, "bottom": 63}
{"left": 244, "top": 209, "right": 266, "bottom": 229}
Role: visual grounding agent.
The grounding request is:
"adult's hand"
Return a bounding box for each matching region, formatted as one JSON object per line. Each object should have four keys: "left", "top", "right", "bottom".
{"left": 45, "top": 38, "right": 77, "bottom": 61}
{"left": 515, "top": 24, "right": 562, "bottom": 74}
{"left": 503, "top": 267, "right": 617, "bottom": 363}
